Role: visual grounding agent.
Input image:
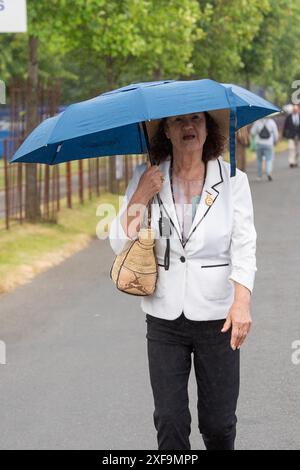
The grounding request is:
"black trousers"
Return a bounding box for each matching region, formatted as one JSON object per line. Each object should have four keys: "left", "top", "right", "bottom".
{"left": 146, "top": 312, "right": 240, "bottom": 451}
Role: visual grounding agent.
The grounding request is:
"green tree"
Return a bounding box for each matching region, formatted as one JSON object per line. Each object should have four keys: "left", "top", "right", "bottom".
{"left": 0, "top": 1, "right": 80, "bottom": 221}
{"left": 193, "top": 0, "right": 270, "bottom": 82}
{"left": 131, "top": 0, "right": 204, "bottom": 80}
{"left": 239, "top": 0, "right": 300, "bottom": 104}
{"left": 24, "top": 1, "right": 72, "bottom": 221}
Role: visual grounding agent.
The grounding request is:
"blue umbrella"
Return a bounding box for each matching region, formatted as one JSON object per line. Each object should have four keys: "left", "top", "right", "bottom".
{"left": 10, "top": 79, "right": 280, "bottom": 176}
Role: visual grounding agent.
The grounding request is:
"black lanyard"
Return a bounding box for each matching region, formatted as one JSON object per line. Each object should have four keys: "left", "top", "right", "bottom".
{"left": 158, "top": 155, "right": 207, "bottom": 270}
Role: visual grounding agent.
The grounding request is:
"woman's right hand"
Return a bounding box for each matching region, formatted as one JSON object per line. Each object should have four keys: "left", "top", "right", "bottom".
{"left": 120, "top": 164, "right": 164, "bottom": 239}
{"left": 135, "top": 164, "right": 164, "bottom": 204}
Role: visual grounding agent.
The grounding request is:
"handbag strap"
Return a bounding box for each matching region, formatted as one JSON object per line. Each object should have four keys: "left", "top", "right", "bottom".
{"left": 141, "top": 121, "right": 154, "bottom": 231}
{"left": 147, "top": 197, "right": 152, "bottom": 229}
{"left": 141, "top": 121, "right": 170, "bottom": 270}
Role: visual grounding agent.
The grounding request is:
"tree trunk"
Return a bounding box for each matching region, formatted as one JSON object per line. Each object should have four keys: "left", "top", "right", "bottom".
{"left": 245, "top": 72, "right": 251, "bottom": 91}
{"left": 153, "top": 66, "right": 163, "bottom": 81}
{"left": 25, "top": 35, "right": 41, "bottom": 222}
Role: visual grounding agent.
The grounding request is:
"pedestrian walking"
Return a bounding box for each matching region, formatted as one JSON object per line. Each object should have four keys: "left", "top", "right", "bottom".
{"left": 283, "top": 104, "right": 300, "bottom": 168}
{"left": 109, "top": 111, "right": 257, "bottom": 450}
{"left": 250, "top": 117, "right": 279, "bottom": 181}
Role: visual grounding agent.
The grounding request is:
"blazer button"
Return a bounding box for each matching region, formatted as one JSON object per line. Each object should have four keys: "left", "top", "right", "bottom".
{"left": 180, "top": 256, "right": 186, "bottom": 263}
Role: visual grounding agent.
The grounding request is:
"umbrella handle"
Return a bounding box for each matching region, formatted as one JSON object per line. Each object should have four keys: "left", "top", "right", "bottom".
{"left": 141, "top": 121, "right": 154, "bottom": 165}
{"left": 141, "top": 121, "right": 154, "bottom": 228}
{"left": 229, "top": 108, "right": 237, "bottom": 177}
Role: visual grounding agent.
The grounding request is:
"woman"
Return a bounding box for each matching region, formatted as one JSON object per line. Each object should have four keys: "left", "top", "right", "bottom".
{"left": 109, "top": 111, "right": 257, "bottom": 451}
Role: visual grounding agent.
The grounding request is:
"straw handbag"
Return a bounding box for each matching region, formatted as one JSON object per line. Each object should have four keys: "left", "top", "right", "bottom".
{"left": 110, "top": 199, "right": 158, "bottom": 296}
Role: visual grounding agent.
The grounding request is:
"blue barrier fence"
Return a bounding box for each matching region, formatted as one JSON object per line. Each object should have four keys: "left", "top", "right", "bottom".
{"left": 0, "top": 130, "right": 10, "bottom": 158}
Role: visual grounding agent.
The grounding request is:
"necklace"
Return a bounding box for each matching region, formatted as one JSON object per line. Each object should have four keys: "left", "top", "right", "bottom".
{"left": 169, "top": 157, "right": 207, "bottom": 243}
{"left": 173, "top": 173, "right": 205, "bottom": 182}
{"left": 169, "top": 156, "right": 207, "bottom": 206}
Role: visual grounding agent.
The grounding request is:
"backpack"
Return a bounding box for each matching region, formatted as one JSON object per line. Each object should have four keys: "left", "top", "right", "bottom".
{"left": 259, "top": 123, "right": 271, "bottom": 139}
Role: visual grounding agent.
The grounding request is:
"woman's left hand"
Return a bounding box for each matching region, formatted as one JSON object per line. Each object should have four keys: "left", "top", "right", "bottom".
{"left": 221, "top": 301, "right": 252, "bottom": 350}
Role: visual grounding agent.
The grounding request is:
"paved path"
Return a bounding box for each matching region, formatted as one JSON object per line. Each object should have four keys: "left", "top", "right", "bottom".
{"left": 0, "top": 152, "right": 299, "bottom": 450}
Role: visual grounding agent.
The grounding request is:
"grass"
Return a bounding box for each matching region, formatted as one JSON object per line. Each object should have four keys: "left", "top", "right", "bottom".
{"left": 274, "top": 140, "right": 289, "bottom": 153}
{"left": 0, "top": 190, "right": 122, "bottom": 295}
{"left": 0, "top": 160, "right": 4, "bottom": 190}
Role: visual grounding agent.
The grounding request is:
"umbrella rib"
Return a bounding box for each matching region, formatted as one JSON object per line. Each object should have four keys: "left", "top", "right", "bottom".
{"left": 137, "top": 123, "right": 145, "bottom": 155}
{"left": 49, "top": 143, "right": 62, "bottom": 165}
{"left": 47, "top": 111, "right": 66, "bottom": 145}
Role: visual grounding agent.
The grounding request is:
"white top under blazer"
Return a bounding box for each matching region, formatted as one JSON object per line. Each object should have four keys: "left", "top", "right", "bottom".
{"left": 109, "top": 155, "right": 257, "bottom": 321}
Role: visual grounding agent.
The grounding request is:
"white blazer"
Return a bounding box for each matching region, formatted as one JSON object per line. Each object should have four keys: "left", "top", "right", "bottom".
{"left": 109, "top": 156, "right": 257, "bottom": 321}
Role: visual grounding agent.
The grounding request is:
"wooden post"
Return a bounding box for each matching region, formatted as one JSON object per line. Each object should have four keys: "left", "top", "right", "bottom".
{"left": 25, "top": 35, "right": 41, "bottom": 222}
{"left": 66, "top": 162, "right": 72, "bottom": 208}
{"left": 78, "top": 160, "right": 84, "bottom": 204}
{"left": 3, "top": 141, "right": 10, "bottom": 230}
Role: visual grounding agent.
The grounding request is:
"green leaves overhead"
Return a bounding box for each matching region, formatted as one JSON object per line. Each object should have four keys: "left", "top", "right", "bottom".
{"left": 61, "top": 0, "right": 203, "bottom": 80}
{"left": 0, "top": 0, "right": 299, "bottom": 104}
{"left": 193, "top": 0, "right": 270, "bottom": 80}
{"left": 134, "top": 0, "right": 204, "bottom": 78}
{"left": 239, "top": 0, "right": 300, "bottom": 104}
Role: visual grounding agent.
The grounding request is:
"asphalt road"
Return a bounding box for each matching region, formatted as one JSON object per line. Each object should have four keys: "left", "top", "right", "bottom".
{"left": 0, "top": 152, "right": 299, "bottom": 450}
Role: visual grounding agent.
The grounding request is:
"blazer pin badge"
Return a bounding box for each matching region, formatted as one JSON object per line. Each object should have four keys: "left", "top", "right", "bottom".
{"left": 205, "top": 192, "right": 213, "bottom": 207}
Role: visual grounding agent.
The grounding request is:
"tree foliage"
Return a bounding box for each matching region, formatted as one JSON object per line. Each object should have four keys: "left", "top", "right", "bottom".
{"left": 239, "top": 0, "right": 300, "bottom": 104}
{"left": 193, "top": 0, "right": 270, "bottom": 81}
{"left": 0, "top": 0, "right": 300, "bottom": 105}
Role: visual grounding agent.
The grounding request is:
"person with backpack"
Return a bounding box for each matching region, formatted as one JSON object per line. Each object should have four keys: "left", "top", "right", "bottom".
{"left": 282, "top": 104, "right": 300, "bottom": 168}
{"left": 250, "top": 117, "right": 279, "bottom": 181}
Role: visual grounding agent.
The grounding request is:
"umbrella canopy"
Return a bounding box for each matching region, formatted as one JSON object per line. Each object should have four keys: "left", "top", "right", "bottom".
{"left": 10, "top": 79, "right": 280, "bottom": 176}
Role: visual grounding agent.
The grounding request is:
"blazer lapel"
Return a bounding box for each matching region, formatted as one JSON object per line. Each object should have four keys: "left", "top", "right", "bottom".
{"left": 184, "top": 158, "right": 224, "bottom": 244}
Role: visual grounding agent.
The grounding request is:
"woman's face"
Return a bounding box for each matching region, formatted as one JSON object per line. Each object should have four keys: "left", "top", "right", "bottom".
{"left": 164, "top": 112, "right": 207, "bottom": 154}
